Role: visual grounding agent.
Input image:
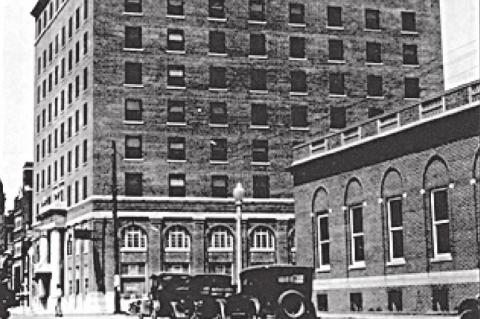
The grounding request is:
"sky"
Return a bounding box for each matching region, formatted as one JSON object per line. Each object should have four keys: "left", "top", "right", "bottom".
{"left": 0, "top": 0, "right": 479, "bottom": 210}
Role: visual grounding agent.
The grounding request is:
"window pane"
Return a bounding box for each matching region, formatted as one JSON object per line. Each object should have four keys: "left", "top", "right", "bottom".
{"left": 405, "top": 77, "right": 419, "bottom": 98}
{"left": 250, "top": 34, "right": 266, "bottom": 56}
{"left": 290, "top": 37, "right": 305, "bottom": 58}
{"left": 436, "top": 223, "right": 450, "bottom": 254}
{"left": 209, "top": 0, "right": 225, "bottom": 18}
{"left": 289, "top": 3, "right": 304, "bottom": 24}
{"left": 210, "top": 102, "right": 227, "bottom": 124}
{"left": 167, "top": 0, "right": 184, "bottom": 15}
{"left": 253, "top": 175, "right": 269, "bottom": 198}
{"left": 392, "top": 230, "right": 404, "bottom": 258}
{"left": 321, "top": 242, "right": 330, "bottom": 265}
{"left": 251, "top": 69, "right": 267, "bottom": 90}
{"left": 210, "top": 67, "right": 226, "bottom": 89}
{"left": 168, "top": 100, "right": 185, "bottom": 122}
{"left": 328, "top": 39, "right": 343, "bottom": 60}
{"left": 433, "top": 190, "right": 448, "bottom": 220}
{"left": 352, "top": 207, "right": 363, "bottom": 233}
{"left": 209, "top": 31, "right": 225, "bottom": 53}
{"left": 403, "top": 44, "right": 418, "bottom": 65}
{"left": 388, "top": 290, "right": 403, "bottom": 311}
{"left": 329, "top": 73, "right": 344, "bottom": 95}
{"left": 401, "top": 12, "right": 416, "bottom": 31}
{"left": 125, "top": 173, "right": 142, "bottom": 196}
{"left": 125, "top": 99, "right": 142, "bottom": 121}
{"left": 168, "top": 65, "right": 185, "bottom": 87}
{"left": 167, "top": 29, "right": 184, "bottom": 51}
{"left": 366, "top": 42, "right": 381, "bottom": 63}
{"left": 252, "top": 140, "right": 268, "bottom": 162}
{"left": 365, "top": 9, "right": 380, "bottom": 29}
{"left": 367, "top": 75, "right": 382, "bottom": 96}
{"left": 330, "top": 106, "right": 346, "bottom": 129}
{"left": 327, "top": 6, "right": 342, "bottom": 27}
{"left": 125, "top": 26, "right": 142, "bottom": 49}
{"left": 249, "top": 0, "right": 265, "bottom": 20}
{"left": 354, "top": 237, "right": 364, "bottom": 261}
{"left": 251, "top": 104, "right": 267, "bottom": 125}
{"left": 291, "top": 105, "right": 308, "bottom": 127}
{"left": 125, "top": 62, "right": 142, "bottom": 84}
{"left": 125, "top": 0, "right": 142, "bottom": 12}
{"left": 319, "top": 217, "right": 329, "bottom": 240}
{"left": 291, "top": 70, "right": 306, "bottom": 92}
{"left": 389, "top": 199, "right": 402, "bottom": 227}
{"left": 211, "top": 139, "right": 227, "bottom": 161}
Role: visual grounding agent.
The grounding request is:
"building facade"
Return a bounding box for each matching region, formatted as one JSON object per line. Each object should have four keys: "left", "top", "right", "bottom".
{"left": 290, "top": 81, "right": 480, "bottom": 315}
{"left": 31, "top": 0, "right": 444, "bottom": 314}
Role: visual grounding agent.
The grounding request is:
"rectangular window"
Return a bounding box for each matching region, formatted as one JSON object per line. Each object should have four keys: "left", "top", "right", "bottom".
{"left": 83, "top": 32, "right": 88, "bottom": 54}
{"left": 250, "top": 69, "right": 267, "bottom": 91}
{"left": 405, "top": 77, "right": 420, "bottom": 98}
{"left": 388, "top": 289, "right": 403, "bottom": 311}
{"left": 55, "top": 35, "right": 59, "bottom": 54}
{"left": 36, "top": 144, "right": 40, "bottom": 162}
{"left": 366, "top": 42, "right": 382, "bottom": 63}
{"left": 67, "top": 151, "right": 72, "bottom": 173}
{"left": 60, "top": 156, "right": 64, "bottom": 177}
{"left": 60, "top": 123, "right": 65, "bottom": 143}
{"left": 84, "top": 0, "right": 89, "bottom": 19}
{"left": 209, "top": 0, "right": 225, "bottom": 19}
{"left": 68, "top": 16, "right": 73, "bottom": 38}
{"left": 367, "top": 75, "right": 383, "bottom": 97}
{"left": 49, "top": 73, "right": 53, "bottom": 92}
{"left": 168, "top": 100, "right": 185, "bottom": 123}
{"left": 432, "top": 287, "right": 449, "bottom": 312}
{"left": 54, "top": 129, "right": 58, "bottom": 149}
{"left": 125, "top": 26, "right": 142, "bottom": 49}
{"left": 329, "top": 73, "right": 345, "bottom": 95}
{"left": 167, "top": 65, "right": 185, "bottom": 87}
{"left": 125, "top": 99, "right": 142, "bottom": 121}
{"left": 431, "top": 189, "right": 450, "bottom": 256}
{"left": 125, "top": 173, "right": 142, "bottom": 196}
{"left": 47, "top": 165, "right": 51, "bottom": 186}
{"left": 61, "top": 58, "right": 65, "bottom": 78}
{"left": 125, "top": 136, "right": 142, "bottom": 159}
{"left": 67, "top": 185, "right": 71, "bottom": 206}
{"left": 68, "top": 49, "right": 73, "bottom": 71}
{"left": 125, "top": 62, "right": 142, "bottom": 85}
{"left": 48, "top": 134, "right": 52, "bottom": 154}
{"left": 83, "top": 176, "right": 88, "bottom": 199}
{"left": 169, "top": 174, "right": 186, "bottom": 197}
{"left": 167, "top": 0, "right": 184, "bottom": 16}
{"left": 68, "top": 117, "right": 72, "bottom": 138}
{"left": 74, "top": 180, "right": 79, "bottom": 203}
{"left": 289, "top": 37, "right": 305, "bottom": 59}
{"left": 211, "top": 175, "right": 228, "bottom": 197}
{"left": 210, "top": 102, "right": 227, "bottom": 125}
{"left": 83, "top": 67, "right": 88, "bottom": 90}
{"left": 317, "top": 294, "right": 328, "bottom": 311}
{"left": 83, "top": 103, "right": 88, "bottom": 126}
{"left": 209, "top": 31, "right": 226, "bottom": 54}
{"left": 365, "top": 9, "right": 380, "bottom": 30}
{"left": 317, "top": 213, "right": 330, "bottom": 267}
{"left": 328, "top": 39, "right": 343, "bottom": 61}
{"left": 68, "top": 83, "right": 73, "bottom": 103}
{"left": 350, "top": 293, "right": 363, "bottom": 311}
{"left": 75, "top": 145, "right": 79, "bottom": 168}
{"left": 289, "top": 3, "right": 305, "bottom": 24}
{"left": 61, "top": 26, "right": 66, "bottom": 46}
{"left": 251, "top": 103, "right": 267, "bottom": 126}
{"left": 327, "top": 6, "right": 342, "bottom": 27}
{"left": 330, "top": 106, "right": 346, "bottom": 129}
{"left": 291, "top": 105, "right": 308, "bottom": 128}
{"left": 249, "top": 0, "right": 265, "bottom": 21}
{"left": 49, "top": 43, "right": 53, "bottom": 62}
{"left": 75, "top": 75, "right": 80, "bottom": 97}
{"left": 168, "top": 137, "right": 186, "bottom": 160}
{"left": 252, "top": 140, "right": 268, "bottom": 162}
{"left": 125, "top": 0, "right": 142, "bottom": 13}
{"left": 350, "top": 205, "right": 365, "bottom": 264}
{"left": 55, "top": 66, "right": 58, "bottom": 85}
{"left": 48, "top": 104, "right": 52, "bottom": 123}
{"left": 401, "top": 12, "right": 416, "bottom": 32}
{"left": 210, "top": 138, "right": 227, "bottom": 161}
{"left": 167, "top": 29, "right": 184, "bottom": 51}
{"left": 253, "top": 175, "right": 269, "bottom": 198}
{"left": 387, "top": 197, "right": 404, "bottom": 260}
{"left": 83, "top": 140, "right": 88, "bottom": 163}
{"left": 75, "top": 8, "right": 80, "bottom": 29}
{"left": 403, "top": 44, "right": 418, "bottom": 65}
{"left": 209, "top": 67, "right": 226, "bottom": 89}
{"left": 291, "top": 70, "right": 307, "bottom": 93}
{"left": 250, "top": 34, "right": 266, "bottom": 56}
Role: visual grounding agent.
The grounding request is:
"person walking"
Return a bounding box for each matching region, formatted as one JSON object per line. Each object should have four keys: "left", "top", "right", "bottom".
{"left": 53, "top": 284, "right": 63, "bottom": 317}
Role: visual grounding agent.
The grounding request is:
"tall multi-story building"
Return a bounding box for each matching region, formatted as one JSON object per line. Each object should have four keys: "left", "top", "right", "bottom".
{"left": 290, "top": 81, "right": 480, "bottom": 315}
{"left": 30, "top": 0, "right": 444, "bottom": 314}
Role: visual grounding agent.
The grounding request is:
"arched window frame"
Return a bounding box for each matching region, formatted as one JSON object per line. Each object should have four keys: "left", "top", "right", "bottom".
{"left": 165, "top": 226, "right": 191, "bottom": 252}
{"left": 208, "top": 226, "right": 233, "bottom": 251}
{"left": 122, "top": 225, "right": 147, "bottom": 251}
{"left": 250, "top": 226, "right": 275, "bottom": 252}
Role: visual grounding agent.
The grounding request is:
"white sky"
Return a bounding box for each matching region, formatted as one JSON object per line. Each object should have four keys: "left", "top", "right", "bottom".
{"left": 0, "top": 0, "right": 479, "bottom": 210}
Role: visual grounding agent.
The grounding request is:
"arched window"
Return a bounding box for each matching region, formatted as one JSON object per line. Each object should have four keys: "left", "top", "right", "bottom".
{"left": 122, "top": 225, "right": 147, "bottom": 250}
{"left": 250, "top": 226, "right": 275, "bottom": 251}
{"left": 165, "top": 226, "right": 191, "bottom": 251}
{"left": 209, "top": 226, "right": 233, "bottom": 250}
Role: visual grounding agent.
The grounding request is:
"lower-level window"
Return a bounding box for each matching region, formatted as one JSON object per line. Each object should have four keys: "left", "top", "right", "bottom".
{"left": 317, "top": 294, "right": 328, "bottom": 311}
{"left": 350, "top": 293, "right": 363, "bottom": 311}
{"left": 387, "top": 289, "right": 403, "bottom": 311}
{"left": 121, "top": 262, "right": 146, "bottom": 276}
{"left": 208, "top": 263, "right": 232, "bottom": 274}
{"left": 122, "top": 278, "right": 146, "bottom": 299}
{"left": 432, "top": 287, "right": 449, "bottom": 312}
{"left": 165, "top": 263, "right": 190, "bottom": 273}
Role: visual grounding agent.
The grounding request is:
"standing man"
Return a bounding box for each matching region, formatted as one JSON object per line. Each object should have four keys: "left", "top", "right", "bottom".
{"left": 53, "top": 284, "right": 63, "bottom": 317}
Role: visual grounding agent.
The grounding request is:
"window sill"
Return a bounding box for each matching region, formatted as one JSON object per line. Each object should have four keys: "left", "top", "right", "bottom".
{"left": 209, "top": 88, "right": 228, "bottom": 92}
{"left": 290, "top": 91, "right": 308, "bottom": 96}
{"left": 250, "top": 248, "right": 275, "bottom": 253}
{"left": 248, "top": 20, "right": 267, "bottom": 25}
{"left": 207, "top": 247, "right": 233, "bottom": 252}
{"left": 366, "top": 62, "right": 383, "bottom": 66}
{"left": 209, "top": 123, "right": 228, "bottom": 128}
{"left": 210, "top": 160, "right": 228, "bottom": 165}
{"left": 123, "top": 84, "right": 144, "bottom": 88}
{"left": 315, "top": 265, "right": 331, "bottom": 273}
{"left": 364, "top": 28, "right": 382, "bottom": 32}
{"left": 328, "top": 59, "right": 346, "bottom": 64}
{"left": 122, "top": 12, "right": 144, "bottom": 16}
{"left": 430, "top": 254, "right": 452, "bottom": 263}
{"left": 167, "top": 122, "right": 187, "bottom": 126}
{"left": 403, "top": 63, "right": 420, "bottom": 68}
{"left": 166, "top": 50, "right": 186, "bottom": 55}
{"left": 288, "top": 57, "right": 307, "bottom": 61}
{"left": 290, "top": 126, "right": 309, "bottom": 131}
{"left": 167, "top": 86, "right": 186, "bottom": 90}
{"left": 326, "top": 25, "right": 344, "bottom": 30}
{"left": 208, "top": 52, "right": 228, "bottom": 57}
{"left": 120, "top": 247, "right": 147, "bottom": 252}
{"left": 248, "top": 55, "right": 268, "bottom": 59}
{"left": 250, "top": 125, "right": 269, "bottom": 130}
{"left": 251, "top": 161, "right": 270, "bottom": 166}
{"left": 124, "top": 158, "right": 144, "bottom": 162}
{"left": 401, "top": 30, "right": 419, "bottom": 36}
{"left": 348, "top": 262, "right": 366, "bottom": 270}
{"left": 123, "top": 48, "right": 144, "bottom": 52}
{"left": 288, "top": 23, "right": 306, "bottom": 28}
{"left": 167, "top": 159, "right": 187, "bottom": 163}
{"left": 164, "top": 247, "right": 190, "bottom": 253}
{"left": 120, "top": 274, "right": 146, "bottom": 278}
{"left": 329, "top": 94, "right": 347, "bottom": 98}
{"left": 386, "top": 258, "right": 406, "bottom": 267}
{"left": 207, "top": 17, "right": 227, "bottom": 22}
{"left": 166, "top": 14, "right": 185, "bottom": 19}
{"left": 249, "top": 90, "right": 268, "bottom": 94}
{"left": 366, "top": 96, "right": 384, "bottom": 100}
{"left": 404, "top": 97, "right": 420, "bottom": 101}
{"left": 123, "top": 120, "right": 144, "bottom": 125}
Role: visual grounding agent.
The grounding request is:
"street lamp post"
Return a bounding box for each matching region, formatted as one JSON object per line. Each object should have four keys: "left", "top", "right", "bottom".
{"left": 233, "top": 182, "right": 245, "bottom": 294}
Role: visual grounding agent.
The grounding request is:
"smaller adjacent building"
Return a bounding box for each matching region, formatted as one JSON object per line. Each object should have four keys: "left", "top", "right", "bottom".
{"left": 290, "top": 80, "right": 480, "bottom": 315}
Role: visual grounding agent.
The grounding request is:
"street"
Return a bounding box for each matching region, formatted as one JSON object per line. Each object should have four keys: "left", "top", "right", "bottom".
{"left": 10, "top": 313, "right": 132, "bottom": 319}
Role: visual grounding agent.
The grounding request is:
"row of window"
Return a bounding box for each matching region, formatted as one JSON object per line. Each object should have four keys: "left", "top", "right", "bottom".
{"left": 125, "top": 0, "right": 417, "bottom": 33}
{"left": 315, "top": 187, "right": 450, "bottom": 270}
{"left": 121, "top": 225, "right": 276, "bottom": 251}
{"left": 127, "top": 27, "right": 419, "bottom": 66}
{"left": 125, "top": 63, "right": 421, "bottom": 99}
{"left": 36, "top": 104, "right": 87, "bottom": 160}
{"left": 35, "top": 141, "right": 88, "bottom": 193}
{"left": 36, "top": 0, "right": 88, "bottom": 37}
{"left": 125, "top": 172, "right": 270, "bottom": 198}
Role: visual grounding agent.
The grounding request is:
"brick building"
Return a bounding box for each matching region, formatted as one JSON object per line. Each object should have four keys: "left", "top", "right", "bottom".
{"left": 30, "top": 0, "right": 444, "bottom": 314}
{"left": 290, "top": 81, "right": 480, "bottom": 315}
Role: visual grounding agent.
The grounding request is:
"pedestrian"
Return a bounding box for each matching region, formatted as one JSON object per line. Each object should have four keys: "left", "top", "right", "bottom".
{"left": 53, "top": 284, "right": 63, "bottom": 317}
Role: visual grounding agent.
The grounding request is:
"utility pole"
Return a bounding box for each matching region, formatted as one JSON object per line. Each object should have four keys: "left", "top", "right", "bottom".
{"left": 112, "top": 141, "right": 120, "bottom": 313}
